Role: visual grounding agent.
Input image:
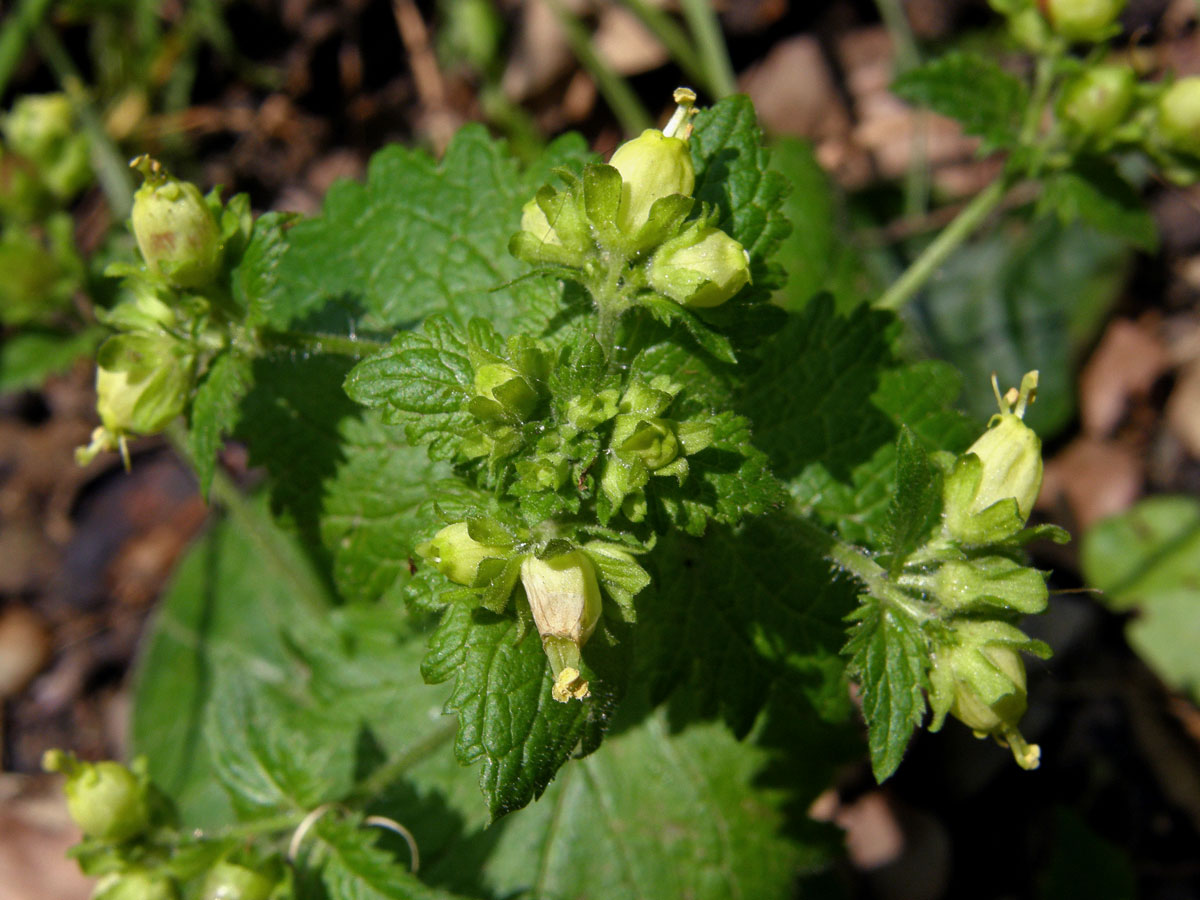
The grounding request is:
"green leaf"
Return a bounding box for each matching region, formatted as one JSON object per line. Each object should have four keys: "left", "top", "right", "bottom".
{"left": 667, "top": 410, "right": 788, "bottom": 533}
{"left": 318, "top": 818, "right": 468, "bottom": 900}
{"left": 892, "top": 52, "right": 1028, "bottom": 149}
{"left": 844, "top": 600, "right": 929, "bottom": 782}
{"left": 638, "top": 293, "right": 736, "bottom": 363}
{"left": 0, "top": 326, "right": 103, "bottom": 394}
{"left": 884, "top": 427, "right": 943, "bottom": 569}
{"left": 236, "top": 352, "right": 450, "bottom": 606}
{"left": 130, "top": 508, "right": 303, "bottom": 828}
{"left": 741, "top": 297, "right": 975, "bottom": 545}
{"left": 420, "top": 602, "right": 597, "bottom": 819}
{"left": 910, "top": 214, "right": 1129, "bottom": 437}
{"left": 1040, "top": 162, "right": 1158, "bottom": 253}
{"left": 1082, "top": 496, "right": 1200, "bottom": 703}
{"left": 321, "top": 415, "right": 451, "bottom": 605}
{"left": 343, "top": 316, "right": 474, "bottom": 459}
{"left": 690, "top": 95, "right": 790, "bottom": 290}
{"left": 263, "top": 128, "right": 592, "bottom": 335}
{"left": 205, "top": 675, "right": 356, "bottom": 817}
{"left": 641, "top": 515, "right": 858, "bottom": 735}
{"left": 232, "top": 211, "right": 299, "bottom": 325}
{"left": 460, "top": 696, "right": 846, "bottom": 900}
{"left": 770, "top": 138, "right": 874, "bottom": 311}
{"left": 186, "top": 351, "right": 252, "bottom": 498}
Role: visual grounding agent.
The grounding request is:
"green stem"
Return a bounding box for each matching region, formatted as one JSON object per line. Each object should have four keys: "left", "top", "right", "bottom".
{"left": 619, "top": 0, "right": 714, "bottom": 97}
{"left": 0, "top": 0, "right": 53, "bottom": 100}
{"left": 544, "top": 0, "right": 652, "bottom": 135}
{"left": 873, "top": 175, "right": 1011, "bottom": 312}
{"left": 258, "top": 330, "right": 389, "bottom": 358}
{"left": 591, "top": 260, "right": 630, "bottom": 361}
{"left": 791, "top": 514, "right": 935, "bottom": 623}
{"left": 32, "top": 25, "right": 135, "bottom": 217}
{"left": 345, "top": 719, "right": 459, "bottom": 804}
{"left": 213, "top": 812, "right": 306, "bottom": 841}
{"left": 874, "top": 0, "right": 929, "bottom": 219}
{"left": 679, "top": 0, "right": 736, "bottom": 98}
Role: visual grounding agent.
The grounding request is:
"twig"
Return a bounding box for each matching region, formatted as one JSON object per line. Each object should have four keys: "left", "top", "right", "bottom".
{"left": 679, "top": 0, "right": 736, "bottom": 98}
{"left": 392, "top": 0, "right": 459, "bottom": 153}
{"left": 544, "top": 0, "right": 652, "bottom": 136}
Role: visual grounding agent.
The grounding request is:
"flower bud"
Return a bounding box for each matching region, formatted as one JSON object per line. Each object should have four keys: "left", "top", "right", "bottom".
{"left": 1057, "top": 65, "right": 1136, "bottom": 138}
{"left": 95, "top": 332, "right": 193, "bottom": 433}
{"left": 928, "top": 621, "right": 1041, "bottom": 769}
{"left": 565, "top": 388, "right": 619, "bottom": 432}
{"left": 1043, "top": 0, "right": 1126, "bottom": 42}
{"left": 520, "top": 551, "right": 603, "bottom": 702}
{"left": 200, "top": 861, "right": 275, "bottom": 900}
{"left": 474, "top": 362, "right": 540, "bottom": 421}
{"left": 94, "top": 872, "right": 178, "bottom": 900}
{"left": 613, "top": 417, "right": 680, "bottom": 471}
{"left": 43, "top": 750, "right": 150, "bottom": 843}
{"left": 943, "top": 372, "right": 1043, "bottom": 544}
{"left": 1156, "top": 77, "right": 1200, "bottom": 157}
{"left": 3, "top": 93, "right": 90, "bottom": 200}
{"left": 609, "top": 129, "right": 695, "bottom": 237}
{"left": 417, "top": 522, "right": 511, "bottom": 586}
{"left": 649, "top": 224, "right": 751, "bottom": 308}
{"left": 130, "top": 156, "right": 222, "bottom": 288}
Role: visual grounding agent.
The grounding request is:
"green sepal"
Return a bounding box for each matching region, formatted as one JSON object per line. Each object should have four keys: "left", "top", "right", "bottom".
{"left": 930, "top": 556, "right": 1050, "bottom": 615}
{"left": 580, "top": 541, "right": 650, "bottom": 621}
{"left": 583, "top": 163, "right": 624, "bottom": 248}
{"left": 941, "top": 453, "right": 1027, "bottom": 545}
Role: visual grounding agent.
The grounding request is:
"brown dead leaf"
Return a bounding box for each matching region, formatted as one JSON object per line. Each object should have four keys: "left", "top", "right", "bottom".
{"left": 502, "top": 0, "right": 577, "bottom": 101}
{"left": 0, "top": 775, "right": 91, "bottom": 900}
{"left": 740, "top": 35, "right": 851, "bottom": 142}
{"left": 1079, "top": 317, "right": 1171, "bottom": 438}
{"left": 1040, "top": 436, "right": 1144, "bottom": 529}
{"left": 594, "top": 4, "right": 668, "bottom": 75}
{"left": 1166, "top": 359, "right": 1200, "bottom": 459}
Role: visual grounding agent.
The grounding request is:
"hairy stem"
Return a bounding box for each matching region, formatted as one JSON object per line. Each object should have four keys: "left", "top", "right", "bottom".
{"left": 791, "top": 514, "right": 935, "bottom": 622}
{"left": 680, "top": 0, "right": 736, "bottom": 98}
{"left": 873, "top": 175, "right": 1011, "bottom": 312}
{"left": 874, "top": 42, "right": 1061, "bottom": 313}
{"left": 258, "top": 329, "right": 389, "bottom": 358}
{"left": 345, "top": 719, "right": 459, "bottom": 804}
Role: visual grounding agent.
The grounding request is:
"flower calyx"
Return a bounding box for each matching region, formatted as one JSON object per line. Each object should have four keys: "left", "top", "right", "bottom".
{"left": 928, "top": 620, "right": 1050, "bottom": 769}
{"left": 598, "top": 377, "right": 714, "bottom": 522}
{"left": 200, "top": 860, "right": 279, "bottom": 900}
{"left": 941, "top": 371, "right": 1044, "bottom": 546}
{"left": 43, "top": 750, "right": 152, "bottom": 843}
{"left": 1041, "top": 0, "right": 1126, "bottom": 43}
{"left": 76, "top": 332, "right": 196, "bottom": 468}
{"left": 1056, "top": 65, "right": 1137, "bottom": 146}
{"left": 130, "top": 156, "right": 223, "bottom": 289}
{"left": 648, "top": 219, "right": 751, "bottom": 309}
{"left": 520, "top": 550, "right": 603, "bottom": 702}
{"left": 468, "top": 334, "right": 550, "bottom": 425}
